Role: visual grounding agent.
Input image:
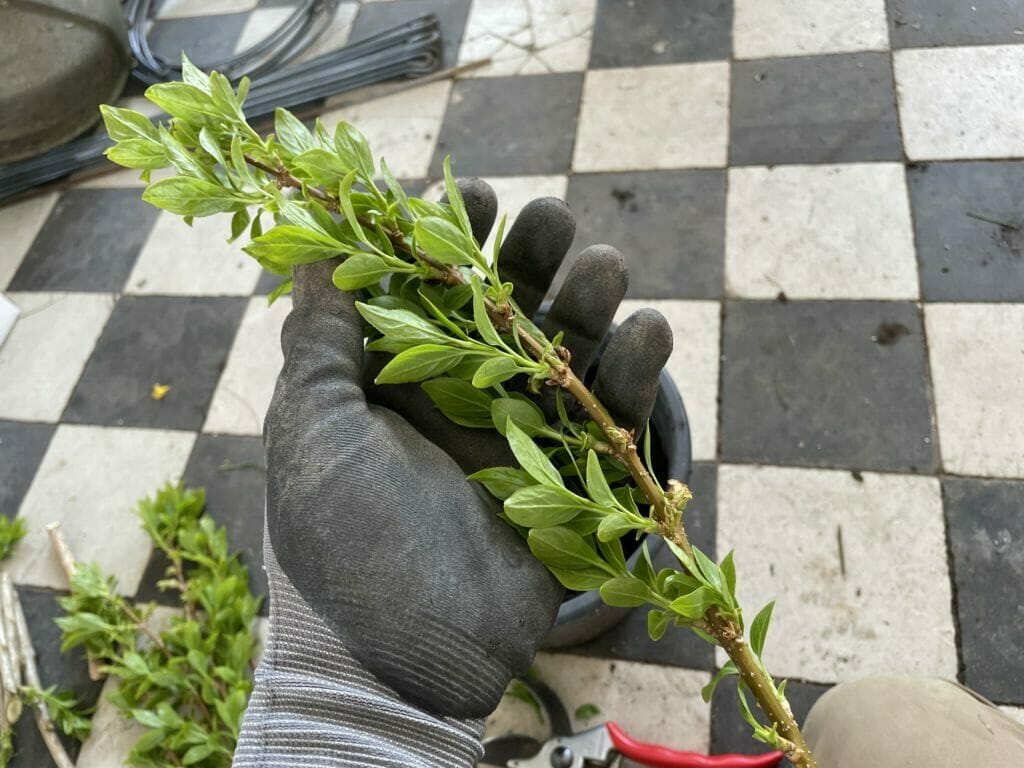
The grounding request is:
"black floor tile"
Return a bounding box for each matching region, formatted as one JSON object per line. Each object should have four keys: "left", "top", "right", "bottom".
{"left": 710, "top": 677, "right": 830, "bottom": 759}
{"left": 11, "top": 587, "right": 104, "bottom": 768}
{"left": 350, "top": 0, "right": 471, "bottom": 69}
{"left": 254, "top": 269, "right": 288, "bottom": 296}
{"left": 63, "top": 296, "right": 247, "bottom": 431}
{"left": 136, "top": 434, "right": 267, "bottom": 613}
{"left": 8, "top": 190, "right": 160, "bottom": 292}
{"left": 720, "top": 301, "right": 937, "bottom": 472}
{"left": 943, "top": 477, "right": 1024, "bottom": 704}
{"left": 730, "top": 53, "right": 901, "bottom": 166}
{"left": 565, "top": 463, "right": 718, "bottom": 670}
{"left": 0, "top": 421, "right": 54, "bottom": 519}
{"left": 148, "top": 13, "right": 250, "bottom": 66}
{"left": 431, "top": 74, "right": 582, "bottom": 177}
{"left": 589, "top": 0, "right": 731, "bottom": 68}
{"left": 907, "top": 162, "right": 1024, "bottom": 302}
{"left": 888, "top": 0, "right": 1024, "bottom": 47}
{"left": 566, "top": 170, "right": 725, "bottom": 299}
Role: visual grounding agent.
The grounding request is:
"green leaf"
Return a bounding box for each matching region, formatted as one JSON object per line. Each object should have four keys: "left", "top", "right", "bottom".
{"left": 720, "top": 550, "right": 737, "bottom": 600}
{"left": 143, "top": 177, "right": 244, "bottom": 217}
{"left": 414, "top": 216, "right": 476, "bottom": 266}
{"left": 505, "top": 485, "right": 587, "bottom": 528}
{"left": 692, "top": 546, "right": 723, "bottom": 592}
{"left": 275, "top": 108, "right": 314, "bottom": 155}
{"left": 547, "top": 565, "right": 609, "bottom": 592}
{"left": 292, "top": 148, "right": 350, "bottom": 188}
{"left": 749, "top": 601, "right": 774, "bottom": 656}
{"left": 182, "top": 743, "right": 216, "bottom": 765}
{"left": 158, "top": 125, "right": 209, "bottom": 179}
{"left": 597, "top": 536, "right": 626, "bottom": 573}
{"left": 467, "top": 467, "right": 533, "bottom": 500}
{"left": 599, "top": 576, "right": 650, "bottom": 608}
{"left": 527, "top": 526, "right": 602, "bottom": 570}
{"left": 180, "top": 52, "right": 211, "bottom": 90}
{"left": 145, "top": 81, "right": 226, "bottom": 125}
{"left": 492, "top": 213, "right": 507, "bottom": 265}
{"left": 333, "top": 121, "right": 375, "bottom": 179}
{"left": 632, "top": 541, "right": 656, "bottom": 585}
{"left": 442, "top": 155, "right": 472, "bottom": 237}
{"left": 338, "top": 169, "right": 367, "bottom": 243}
{"left": 374, "top": 344, "right": 466, "bottom": 384}
{"left": 422, "top": 377, "right": 493, "bottom": 428}
{"left": 100, "top": 105, "right": 159, "bottom": 142}
{"left": 355, "top": 302, "right": 450, "bottom": 346}
{"left": 0, "top": 517, "right": 26, "bottom": 561}
{"left": 472, "top": 356, "right": 528, "bottom": 388}
{"left": 492, "top": 398, "right": 546, "bottom": 436}
{"left": 585, "top": 450, "right": 619, "bottom": 510}
{"left": 332, "top": 253, "right": 390, "bottom": 290}
{"left": 471, "top": 274, "right": 502, "bottom": 346}
{"left": 668, "top": 586, "right": 716, "bottom": 619}
{"left": 505, "top": 421, "right": 563, "bottom": 487}
{"left": 596, "top": 513, "right": 638, "bottom": 543}
{"left": 243, "top": 225, "right": 346, "bottom": 267}
{"left": 229, "top": 209, "right": 250, "bottom": 244}
{"left": 701, "top": 662, "right": 738, "bottom": 703}
{"left": 380, "top": 158, "right": 410, "bottom": 212}
{"left": 575, "top": 703, "right": 601, "bottom": 720}
{"left": 647, "top": 609, "right": 670, "bottom": 641}
{"left": 105, "top": 138, "right": 168, "bottom": 170}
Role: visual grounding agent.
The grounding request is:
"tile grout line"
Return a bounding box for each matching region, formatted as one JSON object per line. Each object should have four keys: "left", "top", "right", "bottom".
{"left": 886, "top": 14, "right": 967, "bottom": 685}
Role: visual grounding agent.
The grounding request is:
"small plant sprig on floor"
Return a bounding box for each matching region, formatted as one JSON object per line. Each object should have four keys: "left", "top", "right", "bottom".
{"left": 53, "top": 485, "right": 261, "bottom": 768}
{"left": 99, "top": 56, "right": 816, "bottom": 767}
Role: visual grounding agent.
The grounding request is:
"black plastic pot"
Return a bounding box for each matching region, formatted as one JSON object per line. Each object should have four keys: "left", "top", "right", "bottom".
{"left": 542, "top": 365, "right": 692, "bottom": 647}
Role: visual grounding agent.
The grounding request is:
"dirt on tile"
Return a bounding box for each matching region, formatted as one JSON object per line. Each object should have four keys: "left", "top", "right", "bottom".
{"left": 873, "top": 321, "right": 910, "bottom": 346}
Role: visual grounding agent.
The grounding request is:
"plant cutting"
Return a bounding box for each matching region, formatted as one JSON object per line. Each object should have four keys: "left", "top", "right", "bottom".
{"left": 99, "top": 56, "right": 817, "bottom": 767}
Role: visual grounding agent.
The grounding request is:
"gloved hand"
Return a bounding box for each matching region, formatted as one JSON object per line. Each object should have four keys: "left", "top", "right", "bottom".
{"left": 233, "top": 180, "right": 673, "bottom": 768}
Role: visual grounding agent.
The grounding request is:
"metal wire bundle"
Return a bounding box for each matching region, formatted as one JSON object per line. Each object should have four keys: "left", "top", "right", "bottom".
{"left": 0, "top": 15, "right": 442, "bottom": 203}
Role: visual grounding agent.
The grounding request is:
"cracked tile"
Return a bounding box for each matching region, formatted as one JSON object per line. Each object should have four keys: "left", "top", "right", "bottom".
{"left": 458, "top": 0, "right": 596, "bottom": 77}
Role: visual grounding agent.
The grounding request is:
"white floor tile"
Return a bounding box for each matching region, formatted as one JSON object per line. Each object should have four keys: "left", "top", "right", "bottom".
{"left": 318, "top": 81, "right": 452, "bottom": 179}
{"left": 8, "top": 425, "right": 195, "bottom": 594}
{"left": 716, "top": 464, "right": 957, "bottom": 682}
{"left": 616, "top": 300, "right": 720, "bottom": 462}
{"left": 1001, "top": 706, "right": 1024, "bottom": 727}
{"left": 487, "top": 653, "right": 710, "bottom": 750}
{"left": 204, "top": 297, "right": 289, "bottom": 435}
{"left": 75, "top": 677, "right": 147, "bottom": 768}
{"left": 458, "top": 0, "right": 597, "bottom": 77}
{"left": 158, "top": 0, "right": 257, "bottom": 19}
{"left": 0, "top": 193, "right": 58, "bottom": 289}
{"left": 895, "top": 46, "right": 1024, "bottom": 160}
{"left": 733, "top": 0, "right": 889, "bottom": 59}
{"left": 423, "top": 175, "right": 569, "bottom": 256}
{"left": 127, "top": 212, "right": 262, "bottom": 296}
{"left": 726, "top": 164, "right": 919, "bottom": 299}
{"left": 925, "top": 304, "right": 1024, "bottom": 478}
{"left": 0, "top": 293, "right": 114, "bottom": 422}
{"left": 574, "top": 63, "right": 729, "bottom": 172}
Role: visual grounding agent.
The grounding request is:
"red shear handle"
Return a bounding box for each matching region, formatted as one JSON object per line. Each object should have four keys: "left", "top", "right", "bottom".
{"left": 606, "top": 722, "right": 783, "bottom": 768}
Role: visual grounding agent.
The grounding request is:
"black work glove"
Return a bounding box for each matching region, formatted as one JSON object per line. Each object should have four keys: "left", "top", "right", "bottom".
{"left": 263, "top": 180, "right": 673, "bottom": 721}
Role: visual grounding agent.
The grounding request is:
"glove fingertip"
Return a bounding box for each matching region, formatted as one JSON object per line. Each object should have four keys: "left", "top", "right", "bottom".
{"left": 450, "top": 177, "right": 498, "bottom": 245}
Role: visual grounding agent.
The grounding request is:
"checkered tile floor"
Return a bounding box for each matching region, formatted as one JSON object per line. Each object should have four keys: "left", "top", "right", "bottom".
{"left": 2, "top": 0, "right": 1024, "bottom": 763}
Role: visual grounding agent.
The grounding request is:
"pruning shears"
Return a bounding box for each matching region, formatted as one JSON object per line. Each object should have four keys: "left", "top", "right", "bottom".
{"left": 481, "top": 678, "right": 783, "bottom": 768}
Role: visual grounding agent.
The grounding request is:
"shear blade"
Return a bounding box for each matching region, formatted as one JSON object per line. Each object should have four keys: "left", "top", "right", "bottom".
{"left": 480, "top": 734, "right": 543, "bottom": 766}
